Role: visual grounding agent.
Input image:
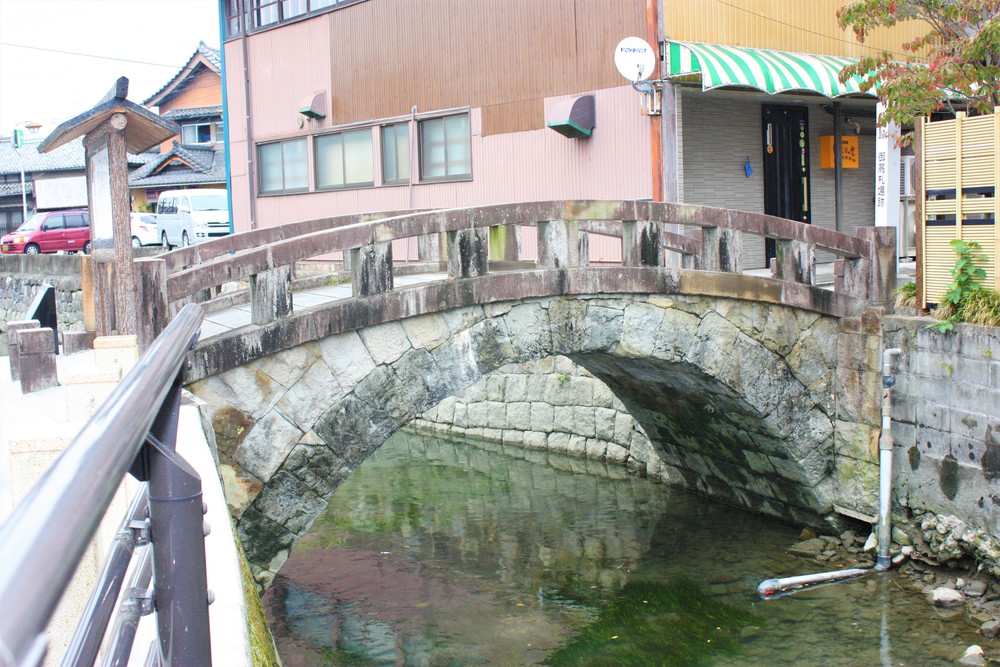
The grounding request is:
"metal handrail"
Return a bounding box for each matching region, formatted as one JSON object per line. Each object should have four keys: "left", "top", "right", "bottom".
{"left": 0, "top": 303, "right": 205, "bottom": 667}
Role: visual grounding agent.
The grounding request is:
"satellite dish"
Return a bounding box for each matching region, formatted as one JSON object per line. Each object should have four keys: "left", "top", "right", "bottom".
{"left": 614, "top": 37, "right": 657, "bottom": 83}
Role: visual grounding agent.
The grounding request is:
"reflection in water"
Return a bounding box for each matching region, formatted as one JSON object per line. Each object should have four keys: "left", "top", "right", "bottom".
{"left": 264, "top": 430, "right": 991, "bottom": 666}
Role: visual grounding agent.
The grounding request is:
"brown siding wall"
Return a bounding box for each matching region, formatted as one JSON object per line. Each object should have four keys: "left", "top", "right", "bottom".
{"left": 321, "top": 0, "right": 645, "bottom": 135}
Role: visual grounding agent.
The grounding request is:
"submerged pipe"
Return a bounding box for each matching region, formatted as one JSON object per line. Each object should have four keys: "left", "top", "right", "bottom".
{"left": 757, "top": 347, "right": 903, "bottom": 598}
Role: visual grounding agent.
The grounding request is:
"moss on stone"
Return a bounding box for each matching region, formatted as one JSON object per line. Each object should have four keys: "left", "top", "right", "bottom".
{"left": 234, "top": 521, "right": 281, "bottom": 666}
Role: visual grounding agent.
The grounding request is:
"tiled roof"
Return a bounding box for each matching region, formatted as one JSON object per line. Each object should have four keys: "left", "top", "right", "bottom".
{"left": 162, "top": 106, "right": 223, "bottom": 121}
{"left": 144, "top": 42, "right": 222, "bottom": 107}
{"left": 199, "top": 42, "right": 221, "bottom": 70}
{"left": 129, "top": 143, "right": 226, "bottom": 188}
{"left": 0, "top": 137, "right": 157, "bottom": 176}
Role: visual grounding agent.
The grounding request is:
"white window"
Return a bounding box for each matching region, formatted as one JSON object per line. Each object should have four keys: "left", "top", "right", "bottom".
{"left": 181, "top": 123, "right": 215, "bottom": 144}
{"left": 419, "top": 114, "right": 471, "bottom": 181}
{"left": 282, "top": 0, "right": 308, "bottom": 18}
{"left": 258, "top": 139, "right": 308, "bottom": 193}
{"left": 381, "top": 123, "right": 409, "bottom": 185}
{"left": 315, "top": 129, "right": 373, "bottom": 189}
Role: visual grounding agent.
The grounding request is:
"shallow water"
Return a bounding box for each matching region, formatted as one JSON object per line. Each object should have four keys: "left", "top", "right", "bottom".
{"left": 263, "top": 430, "right": 994, "bottom": 666}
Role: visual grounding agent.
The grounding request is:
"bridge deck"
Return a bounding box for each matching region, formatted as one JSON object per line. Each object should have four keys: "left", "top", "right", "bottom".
{"left": 200, "top": 272, "right": 446, "bottom": 339}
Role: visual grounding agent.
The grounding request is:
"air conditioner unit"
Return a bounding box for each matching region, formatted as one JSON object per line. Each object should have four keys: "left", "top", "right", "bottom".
{"left": 900, "top": 155, "right": 916, "bottom": 198}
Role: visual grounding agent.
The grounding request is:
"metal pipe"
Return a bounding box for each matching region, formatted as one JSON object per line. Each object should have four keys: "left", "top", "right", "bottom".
{"left": 757, "top": 347, "right": 903, "bottom": 598}
{"left": 833, "top": 101, "right": 843, "bottom": 232}
{"left": 61, "top": 490, "right": 149, "bottom": 667}
{"left": 101, "top": 546, "right": 153, "bottom": 667}
{"left": 876, "top": 347, "right": 902, "bottom": 570}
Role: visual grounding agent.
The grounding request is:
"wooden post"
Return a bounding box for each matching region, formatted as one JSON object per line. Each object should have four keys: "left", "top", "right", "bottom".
{"left": 85, "top": 113, "right": 137, "bottom": 336}
{"left": 135, "top": 258, "right": 169, "bottom": 351}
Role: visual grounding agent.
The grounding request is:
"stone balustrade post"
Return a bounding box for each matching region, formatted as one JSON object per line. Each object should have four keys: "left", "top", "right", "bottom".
{"left": 536, "top": 220, "right": 588, "bottom": 269}
{"left": 251, "top": 265, "right": 293, "bottom": 325}
{"left": 770, "top": 239, "right": 815, "bottom": 284}
{"left": 622, "top": 220, "right": 661, "bottom": 267}
{"left": 854, "top": 226, "right": 897, "bottom": 309}
{"left": 62, "top": 331, "right": 97, "bottom": 355}
{"left": 699, "top": 227, "right": 742, "bottom": 272}
{"left": 350, "top": 242, "right": 394, "bottom": 297}
{"left": 835, "top": 257, "right": 872, "bottom": 300}
{"left": 18, "top": 327, "right": 59, "bottom": 394}
{"left": 7, "top": 319, "right": 40, "bottom": 381}
{"left": 135, "top": 258, "right": 168, "bottom": 352}
{"left": 446, "top": 228, "right": 489, "bottom": 278}
{"left": 417, "top": 233, "right": 442, "bottom": 266}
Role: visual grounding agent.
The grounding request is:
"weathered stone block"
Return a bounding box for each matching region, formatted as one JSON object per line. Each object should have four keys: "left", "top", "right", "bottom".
{"left": 18, "top": 328, "right": 58, "bottom": 394}
{"left": 317, "top": 331, "right": 376, "bottom": 388}
{"left": 506, "top": 401, "right": 531, "bottom": 428}
{"left": 530, "top": 402, "right": 554, "bottom": 432}
{"left": 61, "top": 330, "right": 96, "bottom": 356}
{"left": 358, "top": 322, "right": 411, "bottom": 365}
{"left": 402, "top": 313, "right": 450, "bottom": 350}
{"left": 6, "top": 319, "right": 40, "bottom": 381}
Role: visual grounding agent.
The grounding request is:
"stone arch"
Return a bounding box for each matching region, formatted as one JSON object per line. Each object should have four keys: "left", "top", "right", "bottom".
{"left": 189, "top": 293, "right": 842, "bottom": 585}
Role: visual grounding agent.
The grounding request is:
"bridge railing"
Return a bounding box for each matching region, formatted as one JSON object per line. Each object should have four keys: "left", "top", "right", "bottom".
{"left": 0, "top": 304, "right": 212, "bottom": 667}
{"left": 134, "top": 200, "right": 895, "bottom": 348}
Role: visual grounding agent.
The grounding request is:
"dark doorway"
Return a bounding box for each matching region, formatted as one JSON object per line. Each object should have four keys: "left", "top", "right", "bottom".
{"left": 761, "top": 105, "right": 810, "bottom": 263}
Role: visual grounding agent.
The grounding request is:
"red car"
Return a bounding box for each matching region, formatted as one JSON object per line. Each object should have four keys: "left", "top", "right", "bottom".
{"left": 0, "top": 210, "right": 91, "bottom": 254}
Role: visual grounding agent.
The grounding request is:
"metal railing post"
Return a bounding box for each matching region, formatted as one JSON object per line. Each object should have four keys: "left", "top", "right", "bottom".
{"left": 145, "top": 381, "right": 212, "bottom": 667}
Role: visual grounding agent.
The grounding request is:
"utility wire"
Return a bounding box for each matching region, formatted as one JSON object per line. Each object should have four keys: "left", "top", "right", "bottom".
{"left": 0, "top": 41, "right": 215, "bottom": 68}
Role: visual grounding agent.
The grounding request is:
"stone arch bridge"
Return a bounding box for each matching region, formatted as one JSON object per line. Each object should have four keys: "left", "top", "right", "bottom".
{"left": 133, "top": 200, "right": 896, "bottom": 585}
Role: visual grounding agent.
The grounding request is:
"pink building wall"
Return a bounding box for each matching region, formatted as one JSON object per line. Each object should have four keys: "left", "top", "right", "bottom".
{"left": 224, "top": 39, "right": 652, "bottom": 238}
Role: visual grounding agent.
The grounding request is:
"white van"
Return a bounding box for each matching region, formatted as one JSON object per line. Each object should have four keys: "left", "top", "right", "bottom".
{"left": 155, "top": 189, "right": 230, "bottom": 247}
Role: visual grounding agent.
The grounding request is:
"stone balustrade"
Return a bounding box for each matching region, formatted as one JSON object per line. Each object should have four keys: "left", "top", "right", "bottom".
{"left": 137, "top": 200, "right": 896, "bottom": 352}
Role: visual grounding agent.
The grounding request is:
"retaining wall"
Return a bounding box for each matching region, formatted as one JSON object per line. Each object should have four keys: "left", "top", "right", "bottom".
{"left": 884, "top": 316, "right": 1000, "bottom": 573}
{"left": 412, "top": 355, "right": 658, "bottom": 475}
{"left": 0, "top": 255, "right": 85, "bottom": 354}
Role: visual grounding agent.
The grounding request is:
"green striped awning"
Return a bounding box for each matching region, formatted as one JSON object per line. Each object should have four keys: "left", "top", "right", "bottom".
{"left": 665, "top": 41, "right": 874, "bottom": 98}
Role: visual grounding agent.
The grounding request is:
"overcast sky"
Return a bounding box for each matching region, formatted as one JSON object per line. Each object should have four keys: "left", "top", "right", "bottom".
{"left": 0, "top": 0, "right": 220, "bottom": 137}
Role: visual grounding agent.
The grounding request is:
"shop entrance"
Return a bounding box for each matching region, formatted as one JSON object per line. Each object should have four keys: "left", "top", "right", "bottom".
{"left": 762, "top": 105, "right": 810, "bottom": 264}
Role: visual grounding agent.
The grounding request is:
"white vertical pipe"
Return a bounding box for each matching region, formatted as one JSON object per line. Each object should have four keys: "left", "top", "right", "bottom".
{"left": 876, "top": 347, "right": 902, "bottom": 570}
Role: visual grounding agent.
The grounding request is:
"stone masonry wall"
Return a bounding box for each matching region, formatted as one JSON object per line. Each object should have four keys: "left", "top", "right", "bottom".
{"left": 411, "top": 355, "right": 659, "bottom": 477}
{"left": 0, "top": 255, "right": 85, "bottom": 354}
{"left": 884, "top": 316, "right": 1000, "bottom": 574}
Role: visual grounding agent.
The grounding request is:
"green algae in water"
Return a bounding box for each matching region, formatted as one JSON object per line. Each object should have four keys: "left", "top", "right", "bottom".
{"left": 544, "top": 579, "right": 762, "bottom": 666}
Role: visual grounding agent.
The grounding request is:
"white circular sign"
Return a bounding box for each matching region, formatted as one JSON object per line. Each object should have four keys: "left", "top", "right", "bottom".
{"left": 614, "top": 36, "right": 657, "bottom": 83}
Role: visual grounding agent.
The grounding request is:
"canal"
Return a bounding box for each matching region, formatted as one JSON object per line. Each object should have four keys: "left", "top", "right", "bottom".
{"left": 263, "top": 429, "right": 992, "bottom": 665}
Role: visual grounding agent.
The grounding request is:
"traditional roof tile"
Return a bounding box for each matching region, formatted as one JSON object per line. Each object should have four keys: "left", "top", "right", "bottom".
{"left": 144, "top": 42, "right": 222, "bottom": 108}
{"left": 0, "top": 136, "right": 157, "bottom": 176}
{"left": 129, "top": 143, "right": 226, "bottom": 188}
{"left": 162, "top": 106, "right": 223, "bottom": 121}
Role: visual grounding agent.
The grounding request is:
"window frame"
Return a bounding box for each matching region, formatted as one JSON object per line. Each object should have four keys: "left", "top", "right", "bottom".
{"left": 418, "top": 113, "right": 472, "bottom": 183}
{"left": 224, "top": 0, "right": 369, "bottom": 40}
{"left": 380, "top": 122, "right": 410, "bottom": 186}
{"left": 313, "top": 128, "right": 375, "bottom": 191}
{"left": 257, "top": 138, "right": 310, "bottom": 195}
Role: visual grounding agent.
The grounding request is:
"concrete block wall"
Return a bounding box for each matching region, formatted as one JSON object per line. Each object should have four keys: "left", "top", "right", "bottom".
{"left": 883, "top": 316, "right": 1000, "bottom": 572}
